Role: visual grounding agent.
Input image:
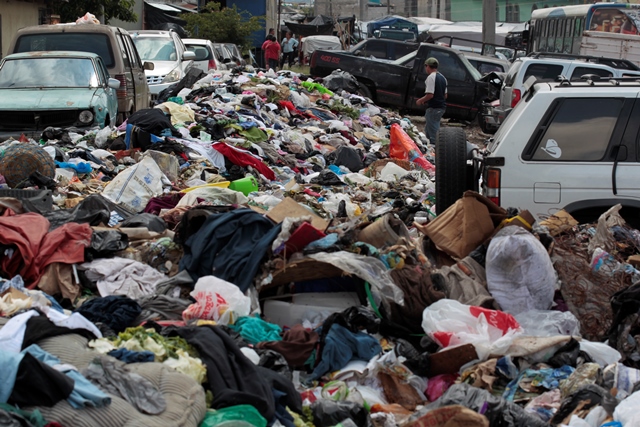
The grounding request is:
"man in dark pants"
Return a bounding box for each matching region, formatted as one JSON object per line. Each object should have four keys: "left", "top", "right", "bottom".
{"left": 416, "top": 57, "right": 448, "bottom": 144}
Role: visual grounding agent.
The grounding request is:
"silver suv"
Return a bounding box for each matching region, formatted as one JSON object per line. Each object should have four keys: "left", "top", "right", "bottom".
{"left": 131, "top": 30, "right": 196, "bottom": 100}
{"left": 481, "top": 54, "right": 640, "bottom": 133}
{"left": 437, "top": 77, "right": 640, "bottom": 227}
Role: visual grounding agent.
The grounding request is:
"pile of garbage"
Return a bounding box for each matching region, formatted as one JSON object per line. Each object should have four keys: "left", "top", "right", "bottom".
{"left": 0, "top": 67, "right": 639, "bottom": 427}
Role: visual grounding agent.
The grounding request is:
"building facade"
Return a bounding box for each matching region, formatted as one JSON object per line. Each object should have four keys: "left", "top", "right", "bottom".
{"left": 427, "top": 0, "right": 587, "bottom": 22}
{"left": 314, "top": 0, "right": 429, "bottom": 20}
{"left": 0, "top": 0, "right": 48, "bottom": 58}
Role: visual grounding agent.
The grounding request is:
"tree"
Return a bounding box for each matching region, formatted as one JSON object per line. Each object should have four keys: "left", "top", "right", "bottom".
{"left": 54, "top": 0, "right": 137, "bottom": 24}
{"left": 182, "top": 2, "right": 263, "bottom": 51}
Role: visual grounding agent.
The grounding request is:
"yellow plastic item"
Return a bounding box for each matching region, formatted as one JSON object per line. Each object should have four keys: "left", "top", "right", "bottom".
{"left": 180, "top": 181, "right": 230, "bottom": 193}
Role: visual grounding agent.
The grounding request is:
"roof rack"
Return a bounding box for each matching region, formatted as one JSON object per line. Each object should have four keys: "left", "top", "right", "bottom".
{"left": 527, "top": 51, "right": 640, "bottom": 71}
{"left": 550, "top": 75, "right": 640, "bottom": 88}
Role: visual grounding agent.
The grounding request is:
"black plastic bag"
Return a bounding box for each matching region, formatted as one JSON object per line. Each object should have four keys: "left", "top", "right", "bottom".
{"left": 548, "top": 338, "right": 581, "bottom": 368}
{"left": 330, "top": 146, "right": 364, "bottom": 173}
{"left": 121, "top": 213, "right": 167, "bottom": 233}
{"left": 551, "top": 384, "right": 617, "bottom": 424}
{"left": 310, "top": 170, "right": 344, "bottom": 186}
{"left": 87, "top": 229, "right": 129, "bottom": 261}
{"left": 42, "top": 194, "right": 112, "bottom": 230}
{"left": 311, "top": 400, "right": 370, "bottom": 427}
{"left": 322, "top": 70, "right": 360, "bottom": 93}
{"left": 127, "top": 108, "right": 180, "bottom": 137}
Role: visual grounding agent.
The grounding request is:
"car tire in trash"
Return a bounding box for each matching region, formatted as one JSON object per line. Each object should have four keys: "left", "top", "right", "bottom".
{"left": 357, "top": 82, "right": 372, "bottom": 100}
{"left": 435, "top": 127, "right": 468, "bottom": 214}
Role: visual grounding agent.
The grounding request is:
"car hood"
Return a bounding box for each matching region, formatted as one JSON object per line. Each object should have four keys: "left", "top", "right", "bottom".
{"left": 0, "top": 88, "right": 97, "bottom": 110}
{"left": 144, "top": 61, "right": 180, "bottom": 76}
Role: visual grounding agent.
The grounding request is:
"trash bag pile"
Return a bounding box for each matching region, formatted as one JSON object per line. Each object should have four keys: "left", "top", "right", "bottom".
{"left": 0, "top": 67, "right": 638, "bottom": 427}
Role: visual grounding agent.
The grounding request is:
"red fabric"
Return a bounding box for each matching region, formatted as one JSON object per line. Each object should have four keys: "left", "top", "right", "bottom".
{"left": 212, "top": 142, "right": 276, "bottom": 181}
{"left": 264, "top": 41, "right": 281, "bottom": 61}
{"left": 0, "top": 212, "right": 92, "bottom": 288}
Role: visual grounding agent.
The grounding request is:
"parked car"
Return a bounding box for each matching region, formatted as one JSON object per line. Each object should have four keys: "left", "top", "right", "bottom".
{"left": 311, "top": 43, "right": 488, "bottom": 120}
{"left": 463, "top": 52, "right": 510, "bottom": 74}
{"left": 212, "top": 43, "right": 235, "bottom": 67}
{"left": 223, "top": 43, "right": 246, "bottom": 66}
{"left": 436, "top": 77, "right": 640, "bottom": 227}
{"left": 8, "top": 23, "right": 152, "bottom": 122}
{"left": 0, "top": 51, "right": 119, "bottom": 136}
{"left": 131, "top": 30, "right": 196, "bottom": 101}
{"left": 183, "top": 38, "right": 226, "bottom": 72}
{"left": 349, "top": 38, "right": 418, "bottom": 61}
{"left": 482, "top": 54, "right": 640, "bottom": 132}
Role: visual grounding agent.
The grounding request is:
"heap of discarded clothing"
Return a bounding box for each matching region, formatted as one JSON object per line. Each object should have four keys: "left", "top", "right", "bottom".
{"left": 0, "top": 67, "right": 639, "bottom": 427}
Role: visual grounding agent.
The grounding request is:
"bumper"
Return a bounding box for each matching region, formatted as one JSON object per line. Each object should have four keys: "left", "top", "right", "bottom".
{"left": 0, "top": 125, "right": 100, "bottom": 141}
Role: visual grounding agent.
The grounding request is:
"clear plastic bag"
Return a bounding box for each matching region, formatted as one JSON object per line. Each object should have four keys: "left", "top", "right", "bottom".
{"left": 421, "top": 299, "right": 522, "bottom": 361}
{"left": 514, "top": 310, "right": 581, "bottom": 337}
{"left": 614, "top": 390, "right": 640, "bottom": 426}
{"left": 182, "top": 276, "right": 251, "bottom": 325}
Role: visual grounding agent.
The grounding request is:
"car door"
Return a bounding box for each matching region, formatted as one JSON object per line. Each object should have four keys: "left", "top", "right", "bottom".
{"left": 94, "top": 57, "right": 116, "bottom": 126}
{"left": 412, "top": 49, "right": 478, "bottom": 119}
{"left": 610, "top": 94, "right": 640, "bottom": 201}
{"left": 123, "top": 33, "right": 149, "bottom": 110}
{"left": 499, "top": 60, "right": 522, "bottom": 111}
{"left": 512, "top": 96, "right": 630, "bottom": 215}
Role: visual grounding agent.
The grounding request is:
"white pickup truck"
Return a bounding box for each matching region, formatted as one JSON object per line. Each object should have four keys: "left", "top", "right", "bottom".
{"left": 580, "top": 30, "right": 640, "bottom": 68}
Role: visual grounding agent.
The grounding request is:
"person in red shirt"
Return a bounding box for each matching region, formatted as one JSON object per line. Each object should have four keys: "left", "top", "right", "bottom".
{"left": 262, "top": 35, "right": 281, "bottom": 71}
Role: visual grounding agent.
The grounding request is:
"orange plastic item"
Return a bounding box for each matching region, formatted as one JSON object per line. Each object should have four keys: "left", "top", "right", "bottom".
{"left": 389, "top": 123, "right": 435, "bottom": 173}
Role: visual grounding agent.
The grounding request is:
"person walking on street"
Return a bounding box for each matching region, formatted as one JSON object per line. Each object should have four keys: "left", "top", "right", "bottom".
{"left": 416, "top": 57, "right": 447, "bottom": 144}
{"left": 263, "top": 35, "right": 281, "bottom": 71}
{"left": 280, "top": 32, "right": 299, "bottom": 68}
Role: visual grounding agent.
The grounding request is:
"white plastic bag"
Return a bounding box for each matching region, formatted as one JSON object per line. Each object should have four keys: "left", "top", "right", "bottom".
{"left": 579, "top": 340, "right": 621, "bottom": 367}
{"left": 421, "top": 299, "right": 523, "bottom": 361}
{"left": 94, "top": 126, "right": 112, "bottom": 148}
{"left": 514, "top": 310, "right": 581, "bottom": 337}
{"left": 102, "top": 156, "right": 166, "bottom": 212}
{"left": 182, "top": 276, "right": 251, "bottom": 325}
{"left": 76, "top": 12, "right": 100, "bottom": 24}
{"left": 614, "top": 389, "right": 640, "bottom": 426}
{"left": 486, "top": 226, "right": 556, "bottom": 315}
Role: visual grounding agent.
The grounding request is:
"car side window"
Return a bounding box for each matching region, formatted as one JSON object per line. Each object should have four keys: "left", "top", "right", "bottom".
{"left": 429, "top": 51, "right": 466, "bottom": 81}
{"left": 523, "top": 63, "right": 564, "bottom": 82}
{"left": 530, "top": 98, "right": 623, "bottom": 162}
{"left": 504, "top": 61, "right": 522, "bottom": 86}
{"left": 95, "top": 58, "right": 108, "bottom": 85}
{"left": 570, "top": 66, "right": 613, "bottom": 81}
{"left": 124, "top": 35, "right": 143, "bottom": 69}
{"left": 363, "top": 41, "right": 386, "bottom": 58}
{"left": 116, "top": 34, "right": 131, "bottom": 68}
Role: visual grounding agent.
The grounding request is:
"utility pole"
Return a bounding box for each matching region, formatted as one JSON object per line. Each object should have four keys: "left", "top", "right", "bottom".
{"left": 482, "top": 0, "right": 496, "bottom": 45}
{"left": 387, "top": 0, "right": 391, "bottom": 15}
{"left": 359, "top": 0, "right": 366, "bottom": 21}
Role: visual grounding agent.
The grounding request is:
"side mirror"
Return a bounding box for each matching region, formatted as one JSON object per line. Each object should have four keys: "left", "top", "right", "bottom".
{"left": 108, "top": 78, "right": 121, "bottom": 89}
{"left": 223, "top": 58, "right": 232, "bottom": 64}
{"left": 183, "top": 51, "right": 196, "bottom": 60}
{"left": 143, "top": 61, "right": 155, "bottom": 70}
{"left": 354, "top": 50, "right": 362, "bottom": 56}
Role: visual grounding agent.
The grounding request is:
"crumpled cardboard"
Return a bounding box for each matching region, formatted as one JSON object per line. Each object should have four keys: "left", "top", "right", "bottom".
{"left": 423, "top": 191, "right": 507, "bottom": 259}
{"left": 539, "top": 209, "right": 578, "bottom": 236}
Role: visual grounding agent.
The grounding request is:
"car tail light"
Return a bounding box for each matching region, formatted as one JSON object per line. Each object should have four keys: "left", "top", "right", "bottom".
{"left": 114, "top": 74, "right": 127, "bottom": 99}
{"left": 486, "top": 168, "right": 501, "bottom": 206}
{"left": 208, "top": 60, "right": 217, "bottom": 70}
{"left": 310, "top": 52, "right": 317, "bottom": 68}
{"left": 510, "top": 89, "right": 521, "bottom": 108}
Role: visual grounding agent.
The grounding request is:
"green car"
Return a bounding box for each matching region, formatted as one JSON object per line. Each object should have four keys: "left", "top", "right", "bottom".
{"left": 0, "top": 51, "right": 120, "bottom": 137}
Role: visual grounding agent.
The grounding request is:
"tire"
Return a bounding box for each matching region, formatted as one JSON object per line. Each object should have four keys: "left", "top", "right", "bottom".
{"left": 435, "top": 127, "right": 468, "bottom": 214}
{"left": 357, "top": 82, "right": 372, "bottom": 100}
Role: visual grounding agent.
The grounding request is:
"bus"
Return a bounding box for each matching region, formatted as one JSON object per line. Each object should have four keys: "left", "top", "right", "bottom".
{"left": 529, "top": 3, "right": 640, "bottom": 54}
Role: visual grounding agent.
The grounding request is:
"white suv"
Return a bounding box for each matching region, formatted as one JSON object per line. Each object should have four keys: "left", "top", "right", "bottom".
{"left": 482, "top": 55, "right": 640, "bottom": 132}
{"left": 131, "top": 30, "right": 196, "bottom": 100}
{"left": 437, "top": 77, "right": 640, "bottom": 226}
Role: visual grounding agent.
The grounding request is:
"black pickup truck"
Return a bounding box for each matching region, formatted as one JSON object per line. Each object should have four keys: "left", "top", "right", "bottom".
{"left": 310, "top": 43, "right": 489, "bottom": 120}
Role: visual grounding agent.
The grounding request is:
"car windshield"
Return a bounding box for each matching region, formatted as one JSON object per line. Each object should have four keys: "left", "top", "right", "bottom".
{"left": 0, "top": 57, "right": 99, "bottom": 88}
{"left": 133, "top": 37, "right": 177, "bottom": 61}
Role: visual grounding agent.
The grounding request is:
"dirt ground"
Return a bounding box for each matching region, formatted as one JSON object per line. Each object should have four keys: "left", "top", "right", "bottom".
{"left": 405, "top": 114, "right": 490, "bottom": 147}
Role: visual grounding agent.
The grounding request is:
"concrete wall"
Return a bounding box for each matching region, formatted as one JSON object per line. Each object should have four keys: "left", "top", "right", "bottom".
{"left": 436, "top": 0, "right": 585, "bottom": 22}
{"left": 0, "top": 0, "right": 46, "bottom": 58}
{"left": 315, "top": 0, "right": 429, "bottom": 20}
{"left": 110, "top": 0, "right": 144, "bottom": 31}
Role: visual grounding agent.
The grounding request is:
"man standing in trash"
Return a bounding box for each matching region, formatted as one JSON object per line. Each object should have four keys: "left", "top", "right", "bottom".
{"left": 416, "top": 57, "right": 447, "bottom": 144}
{"left": 263, "top": 35, "right": 281, "bottom": 71}
{"left": 280, "top": 32, "right": 299, "bottom": 69}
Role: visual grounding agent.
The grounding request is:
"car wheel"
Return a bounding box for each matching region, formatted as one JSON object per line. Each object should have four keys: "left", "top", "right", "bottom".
{"left": 357, "top": 82, "right": 372, "bottom": 99}
{"left": 436, "top": 127, "right": 468, "bottom": 214}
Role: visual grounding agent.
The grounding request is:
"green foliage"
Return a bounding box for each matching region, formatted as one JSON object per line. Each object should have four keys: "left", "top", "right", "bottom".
{"left": 54, "top": 0, "right": 137, "bottom": 24}
{"left": 182, "top": 2, "right": 263, "bottom": 51}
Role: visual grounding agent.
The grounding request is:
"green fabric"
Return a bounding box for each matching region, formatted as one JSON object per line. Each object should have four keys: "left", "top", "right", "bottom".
{"left": 236, "top": 126, "right": 269, "bottom": 143}
{"left": 230, "top": 316, "right": 282, "bottom": 345}
{"left": 0, "top": 403, "right": 48, "bottom": 427}
{"left": 200, "top": 405, "right": 267, "bottom": 427}
{"left": 300, "top": 81, "right": 334, "bottom": 96}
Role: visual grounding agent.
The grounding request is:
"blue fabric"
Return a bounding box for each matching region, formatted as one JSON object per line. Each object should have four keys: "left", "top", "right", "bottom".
{"left": 108, "top": 348, "right": 155, "bottom": 364}
{"left": 23, "top": 344, "right": 111, "bottom": 409}
{"left": 311, "top": 324, "right": 381, "bottom": 380}
{"left": 424, "top": 107, "right": 446, "bottom": 144}
{"left": 0, "top": 351, "right": 24, "bottom": 402}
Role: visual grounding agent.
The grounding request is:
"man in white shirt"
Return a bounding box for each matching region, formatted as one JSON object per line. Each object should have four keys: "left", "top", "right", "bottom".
{"left": 416, "top": 57, "right": 448, "bottom": 144}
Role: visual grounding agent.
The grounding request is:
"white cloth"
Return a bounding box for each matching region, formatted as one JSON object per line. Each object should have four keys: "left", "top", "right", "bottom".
{"left": 0, "top": 309, "right": 102, "bottom": 354}
{"left": 81, "top": 257, "right": 166, "bottom": 300}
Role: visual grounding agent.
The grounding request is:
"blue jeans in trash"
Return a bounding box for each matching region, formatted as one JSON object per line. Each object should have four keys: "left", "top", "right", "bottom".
{"left": 424, "top": 107, "right": 446, "bottom": 144}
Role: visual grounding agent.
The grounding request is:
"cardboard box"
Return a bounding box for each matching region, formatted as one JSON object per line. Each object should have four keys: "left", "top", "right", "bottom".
{"left": 539, "top": 210, "right": 579, "bottom": 236}
{"left": 266, "top": 197, "right": 329, "bottom": 231}
{"left": 423, "top": 192, "right": 506, "bottom": 259}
